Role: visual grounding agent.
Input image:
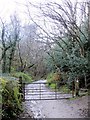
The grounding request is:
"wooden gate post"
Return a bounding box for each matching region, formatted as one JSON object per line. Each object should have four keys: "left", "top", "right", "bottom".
{"left": 22, "top": 83, "right": 25, "bottom": 102}
{"left": 55, "top": 82, "right": 57, "bottom": 99}
{"left": 19, "top": 76, "right": 22, "bottom": 93}
{"left": 19, "top": 76, "right": 25, "bottom": 101}
{"left": 75, "top": 79, "right": 79, "bottom": 97}
{"left": 72, "top": 80, "right": 75, "bottom": 97}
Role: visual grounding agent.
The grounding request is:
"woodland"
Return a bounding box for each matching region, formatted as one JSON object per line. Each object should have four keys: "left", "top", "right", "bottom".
{"left": 0, "top": 0, "right": 90, "bottom": 119}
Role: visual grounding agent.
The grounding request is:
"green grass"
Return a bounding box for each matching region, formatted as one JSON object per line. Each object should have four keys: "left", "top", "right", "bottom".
{"left": 58, "top": 85, "right": 71, "bottom": 93}
{"left": 46, "top": 72, "right": 71, "bottom": 93}
{"left": 46, "top": 72, "right": 55, "bottom": 83}
{"left": 50, "top": 83, "right": 56, "bottom": 89}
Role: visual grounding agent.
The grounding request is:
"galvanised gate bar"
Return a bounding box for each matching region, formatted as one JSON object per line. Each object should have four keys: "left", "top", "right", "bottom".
{"left": 24, "top": 81, "right": 72, "bottom": 101}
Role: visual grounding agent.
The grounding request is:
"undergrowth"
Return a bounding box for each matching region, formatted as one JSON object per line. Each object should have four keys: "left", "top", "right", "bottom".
{"left": 11, "top": 72, "right": 33, "bottom": 83}
{"left": 46, "top": 72, "right": 70, "bottom": 93}
{"left": 0, "top": 77, "right": 22, "bottom": 119}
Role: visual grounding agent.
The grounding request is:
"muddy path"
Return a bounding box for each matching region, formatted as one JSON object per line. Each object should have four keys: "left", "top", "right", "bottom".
{"left": 20, "top": 80, "right": 88, "bottom": 119}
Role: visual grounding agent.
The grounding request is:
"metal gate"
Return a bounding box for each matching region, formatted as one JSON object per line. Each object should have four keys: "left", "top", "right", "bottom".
{"left": 24, "top": 81, "right": 72, "bottom": 101}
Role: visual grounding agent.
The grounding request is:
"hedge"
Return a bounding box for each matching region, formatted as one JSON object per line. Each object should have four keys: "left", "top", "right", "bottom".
{"left": 0, "top": 77, "right": 22, "bottom": 119}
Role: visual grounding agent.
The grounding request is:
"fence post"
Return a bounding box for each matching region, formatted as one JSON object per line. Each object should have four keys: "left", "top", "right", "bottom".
{"left": 23, "top": 83, "right": 25, "bottom": 102}
{"left": 19, "top": 76, "right": 22, "bottom": 92}
{"left": 55, "top": 82, "right": 57, "bottom": 99}
{"left": 19, "top": 76, "right": 25, "bottom": 101}
{"left": 75, "top": 79, "right": 79, "bottom": 97}
{"left": 72, "top": 80, "right": 75, "bottom": 98}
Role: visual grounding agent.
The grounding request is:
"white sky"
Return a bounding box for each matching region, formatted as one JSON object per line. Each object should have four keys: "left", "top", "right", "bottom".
{"left": 0, "top": 0, "right": 87, "bottom": 24}
{"left": 0, "top": 0, "right": 46, "bottom": 24}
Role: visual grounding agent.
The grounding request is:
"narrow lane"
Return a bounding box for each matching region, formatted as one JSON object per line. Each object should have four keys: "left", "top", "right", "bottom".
{"left": 25, "top": 80, "right": 72, "bottom": 100}
{"left": 23, "top": 80, "right": 88, "bottom": 118}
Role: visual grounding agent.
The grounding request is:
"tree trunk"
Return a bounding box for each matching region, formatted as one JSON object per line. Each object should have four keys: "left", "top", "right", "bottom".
{"left": 8, "top": 47, "right": 15, "bottom": 73}
{"left": 8, "top": 57, "right": 12, "bottom": 73}
{"left": 88, "top": 1, "right": 90, "bottom": 73}
{"left": 84, "top": 74, "right": 87, "bottom": 88}
{"left": 2, "top": 51, "right": 6, "bottom": 73}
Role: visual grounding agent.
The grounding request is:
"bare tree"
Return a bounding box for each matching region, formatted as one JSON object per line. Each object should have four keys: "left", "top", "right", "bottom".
{"left": 26, "top": 0, "right": 88, "bottom": 55}
{"left": 0, "top": 14, "right": 21, "bottom": 73}
{"left": 0, "top": 19, "right": 12, "bottom": 73}
{"left": 26, "top": 0, "right": 89, "bottom": 95}
{"left": 8, "top": 14, "right": 21, "bottom": 73}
